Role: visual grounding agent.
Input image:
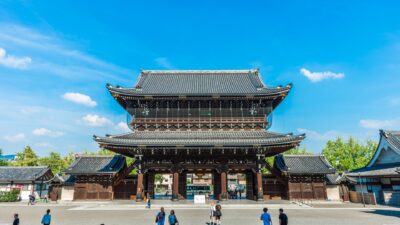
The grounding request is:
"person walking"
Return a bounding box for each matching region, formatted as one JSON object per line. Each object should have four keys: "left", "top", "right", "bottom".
{"left": 168, "top": 210, "right": 179, "bottom": 225}
{"left": 279, "top": 208, "right": 288, "bottom": 225}
{"left": 41, "top": 209, "right": 52, "bottom": 225}
{"left": 13, "top": 214, "right": 19, "bottom": 225}
{"left": 214, "top": 202, "right": 222, "bottom": 225}
{"left": 146, "top": 193, "right": 151, "bottom": 209}
{"left": 260, "top": 208, "right": 272, "bottom": 225}
{"left": 209, "top": 201, "right": 216, "bottom": 225}
{"left": 155, "top": 207, "right": 166, "bottom": 225}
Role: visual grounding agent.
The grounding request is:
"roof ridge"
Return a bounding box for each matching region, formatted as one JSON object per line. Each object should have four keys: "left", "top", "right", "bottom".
{"left": 141, "top": 69, "right": 258, "bottom": 74}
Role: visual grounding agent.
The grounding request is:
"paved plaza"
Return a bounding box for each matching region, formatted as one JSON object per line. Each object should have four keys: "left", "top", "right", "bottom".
{"left": 0, "top": 201, "right": 399, "bottom": 225}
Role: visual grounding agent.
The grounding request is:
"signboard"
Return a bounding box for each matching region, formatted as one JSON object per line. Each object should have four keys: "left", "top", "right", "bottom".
{"left": 194, "top": 194, "right": 206, "bottom": 204}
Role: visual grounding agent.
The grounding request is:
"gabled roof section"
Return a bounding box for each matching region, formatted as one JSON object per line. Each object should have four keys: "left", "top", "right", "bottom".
{"left": 383, "top": 130, "right": 400, "bottom": 151}
{"left": 274, "top": 154, "right": 336, "bottom": 175}
{"left": 64, "top": 155, "right": 125, "bottom": 175}
{"left": 367, "top": 130, "right": 400, "bottom": 167}
{"left": 107, "top": 69, "right": 292, "bottom": 97}
{"left": 0, "top": 166, "right": 52, "bottom": 182}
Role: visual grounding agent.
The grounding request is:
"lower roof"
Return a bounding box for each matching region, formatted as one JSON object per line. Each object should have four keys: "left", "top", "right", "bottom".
{"left": 346, "top": 162, "right": 400, "bottom": 177}
{"left": 274, "top": 154, "right": 336, "bottom": 175}
{"left": 0, "top": 166, "right": 52, "bottom": 182}
{"left": 94, "top": 130, "right": 305, "bottom": 148}
{"left": 64, "top": 155, "right": 125, "bottom": 175}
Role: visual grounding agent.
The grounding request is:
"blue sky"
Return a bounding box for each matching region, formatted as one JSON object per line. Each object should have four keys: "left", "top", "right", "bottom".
{"left": 1, "top": 1, "right": 400, "bottom": 156}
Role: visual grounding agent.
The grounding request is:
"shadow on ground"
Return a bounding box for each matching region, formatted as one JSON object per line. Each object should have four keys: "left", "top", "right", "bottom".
{"left": 363, "top": 209, "right": 400, "bottom": 218}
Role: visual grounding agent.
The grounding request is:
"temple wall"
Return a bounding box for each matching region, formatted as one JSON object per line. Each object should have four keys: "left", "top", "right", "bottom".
{"left": 61, "top": 186, "right": 74, "bottom": 201}
{"left": 326, "top": 185, "right": 340, "bottom": 201}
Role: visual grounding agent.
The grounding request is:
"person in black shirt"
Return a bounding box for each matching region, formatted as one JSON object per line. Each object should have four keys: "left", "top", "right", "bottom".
{"left": 13, "top": 214, "right": 19, "bottom": 225}
{"left": 279, "top": 208, "right": 288, "bottom": 225}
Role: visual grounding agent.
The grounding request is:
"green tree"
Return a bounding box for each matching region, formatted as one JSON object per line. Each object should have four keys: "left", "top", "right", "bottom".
{"left": 14, "top": 146, "right": 39, "bottom": 166}
{"left": 322, "top": 137, "right": 377, "bottom": 172}
{"left": 39, "top": 152, "right": 66, "bottom": 174}
{"left": 0, "top": 148, "right": 8, "bottom": 166}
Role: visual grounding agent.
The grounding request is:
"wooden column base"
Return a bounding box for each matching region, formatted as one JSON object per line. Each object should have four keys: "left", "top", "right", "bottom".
{"left": 172, "top": 172, "right": 179, "bottom": 201}
{"left": 136, "top": 173, "right": 144, "bottom": 202}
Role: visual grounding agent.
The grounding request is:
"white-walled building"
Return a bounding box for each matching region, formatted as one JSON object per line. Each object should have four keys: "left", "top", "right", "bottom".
{"left": 0, "top": 166, "right": 54, "bottom": 200}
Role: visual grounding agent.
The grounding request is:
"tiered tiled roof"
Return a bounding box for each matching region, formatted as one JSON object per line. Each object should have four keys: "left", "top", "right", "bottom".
{"left": 274, "top": 154, "right": 336, "bottom": 175}
{"left": 64, "top": 155, "right": 125, "bottom": 175}
{"left": 107, "top": 69, "right": 291, "bottom": 96}
{"left": 94, "top": 130, "right": 305, "bottom": 147}
{"left": 0, "top": 166, "right": 52, "bottom": 182}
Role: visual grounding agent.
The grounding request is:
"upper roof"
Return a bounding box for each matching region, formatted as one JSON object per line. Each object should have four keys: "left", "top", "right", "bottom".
{"left": 64, "top": 155, "right": 125, "bottom": 175}
{"left": 0, "top": 166, "right": 52, "bottom": 182}
{"left": 382, "top": 130, "right": 400, "bottom": 151}
{"left": 274, "top": 154, "right": 336, "bottom": 175}
{"left": 94, "top": 130, "right": 305, "bottom": 148}
{"left": 107, "top": 69, "right": 292, "bottom": 97}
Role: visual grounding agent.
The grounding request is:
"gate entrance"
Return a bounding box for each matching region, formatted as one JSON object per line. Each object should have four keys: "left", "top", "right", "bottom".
{"left": 187, "top": 172, "right": 214, "bottom": 200}
{"left": 227, "top": 173, "right": 246, "bottom": 199}
{"left": 152, "top": 173, "right": 173, "bottom": 200}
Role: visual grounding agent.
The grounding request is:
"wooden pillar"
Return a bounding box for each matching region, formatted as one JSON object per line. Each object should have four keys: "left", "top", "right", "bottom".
{"left": 256, "top": 171, "right": 263, "bottom": 201}
{"left": 136, "top": 173, "right": 144, "bottom": 201}
{"left": 172, "top": 172, "right": 179, "bottom": 201}
{"left": 220, "top": 171, "right": 227, "bottom": 200}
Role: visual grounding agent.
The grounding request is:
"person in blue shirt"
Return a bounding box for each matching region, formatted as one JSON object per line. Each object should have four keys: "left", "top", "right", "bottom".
{"left": 41, "top": 209, "right": 51, "bottom": 225}
{"left": 168, "top": 210, "right": 179, "bottom": 225}
{"left": 155, "top": 207, "right": 166, "bottom": 225}
{"left": 260, "top": 208, "right": 272, "bottom": 225}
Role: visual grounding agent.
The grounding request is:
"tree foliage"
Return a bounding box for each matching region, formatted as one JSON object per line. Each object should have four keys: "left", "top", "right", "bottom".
{"left": 322, "top": 137, "right": 377, "bottom": 172}
{"left": 0, "top": 148, "right": 8, "bottom": 166}
{"left": 14, "top": 146, "right": 39, "bottom": 166}
{"left": 38, "top": 152, "right": 66, "bottom": 174}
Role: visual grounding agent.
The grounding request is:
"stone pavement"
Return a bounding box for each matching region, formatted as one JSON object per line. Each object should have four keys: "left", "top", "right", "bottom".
{"left": 0, "top": 201, "right": 399, "bottom": 225}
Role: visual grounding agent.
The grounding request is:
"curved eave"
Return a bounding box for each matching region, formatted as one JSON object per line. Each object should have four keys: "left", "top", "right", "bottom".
{"left": 107, "top": 84, "right": 292, "bottom": 110}
{"left": 93, "top": 133, "right": 305, "bottom": 149}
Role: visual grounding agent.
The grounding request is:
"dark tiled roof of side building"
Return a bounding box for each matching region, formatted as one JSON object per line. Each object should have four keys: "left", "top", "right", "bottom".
{"left": 274, "top": 154, "right": 336, "bottom": 175}
{"left": 0, "top": 166, "right": 51, "bottom": 182}
{"left": 107, "top": 69, "right": 292, "bottom": 96}
{"left": 64, "top": 155, "right": 125, "bottom": 175}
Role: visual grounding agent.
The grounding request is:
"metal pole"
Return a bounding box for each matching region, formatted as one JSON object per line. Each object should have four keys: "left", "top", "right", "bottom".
{"left": 359, "top": 173, "right": 365, "bottom": 207}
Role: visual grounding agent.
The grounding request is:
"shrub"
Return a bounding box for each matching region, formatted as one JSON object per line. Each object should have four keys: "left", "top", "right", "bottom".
{"left": 0, "top": 190, "right": 20, "bottom": 202}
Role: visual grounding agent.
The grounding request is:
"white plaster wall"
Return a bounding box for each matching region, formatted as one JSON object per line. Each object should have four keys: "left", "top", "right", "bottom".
{"left": 326, "top": 185, "right": 340, "bottom": 201}
{"left": 61, "top": 186, "right": 74, "bottom": 201}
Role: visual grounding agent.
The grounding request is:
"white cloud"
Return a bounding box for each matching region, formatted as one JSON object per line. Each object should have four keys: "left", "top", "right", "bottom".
{"left": 297, "top": 128, "right": 343, "bottom": 141}
{"left": 155, "top": 57, "right": 174, "bottom": 69}
{"left": 300, "top": 68, "right": 345, "bottom": 82}
{"left": 32, "top": 128, "right": 64, "bottom": 138}
{"left": 36, "top": 142, "right": 53, "bottom": 148}
{"left": 0, "top": 48, "right": 31, "bottom": 69}
{"left": 0, "top": 23, "right": 132, "bottom": 82}
{"left": 3, "top": 133, "right": 25, "bottom": 142}
{"left": 62, "top": 92, "right": 97, "bottom": 107}
{"left": 116, "top": 122, "right": 131, "bottom": 132}
{"left": 359, "top": 118, "right": 400, "bottom": 129}
{"left": 82, "top": 114, "right": 113, "bottom": 127}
